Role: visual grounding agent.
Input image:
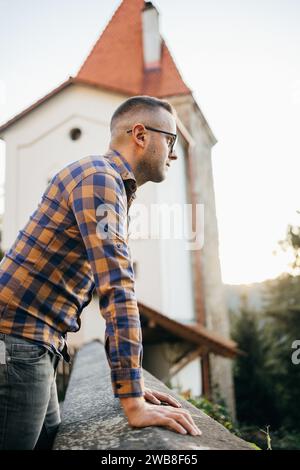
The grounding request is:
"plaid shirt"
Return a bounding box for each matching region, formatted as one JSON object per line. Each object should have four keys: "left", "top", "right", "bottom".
{"left": 0, "top": 149, "right": 145, "bottom": 398}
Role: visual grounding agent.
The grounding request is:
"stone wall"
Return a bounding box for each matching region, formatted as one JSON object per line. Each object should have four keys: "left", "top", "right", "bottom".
{"left": 53, "top": 341, "right": 252, "bottom": 450}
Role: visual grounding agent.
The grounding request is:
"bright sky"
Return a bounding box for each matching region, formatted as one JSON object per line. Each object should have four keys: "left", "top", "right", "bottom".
{"left": 0, "top": 0, "right": 299, "bottom": 285}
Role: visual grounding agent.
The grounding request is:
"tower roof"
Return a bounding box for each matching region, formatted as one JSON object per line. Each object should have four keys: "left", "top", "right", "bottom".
{"left": 76, "top": 0, "right": 191, "bottom": 97}
{"left": 0, "top": 0, "right": 192, "bottom": 134}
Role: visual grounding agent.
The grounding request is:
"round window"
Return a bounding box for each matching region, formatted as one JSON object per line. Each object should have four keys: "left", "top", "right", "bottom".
{"left": 69, "top": 128, "right": 82, "bottom": 141}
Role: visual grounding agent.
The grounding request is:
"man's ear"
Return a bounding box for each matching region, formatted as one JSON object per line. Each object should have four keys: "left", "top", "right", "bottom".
{"left": 133, "top": 123, "right": 146, "bottom": 148}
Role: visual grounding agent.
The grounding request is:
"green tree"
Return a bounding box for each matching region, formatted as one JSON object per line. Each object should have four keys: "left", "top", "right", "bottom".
{"left": 277, "top": 213, "right": 300, "bottom": 275}
{"left": 262, "top": 212, "right": 300, "bottom": 430}
{"left": 232, "top": 211, "right": 300, "bottom": 435}
{"left": 231, "top": 304, "right": 280, "bottom": 427}
{"left": 263, "top": 299, "right": 300, "bottom": 430}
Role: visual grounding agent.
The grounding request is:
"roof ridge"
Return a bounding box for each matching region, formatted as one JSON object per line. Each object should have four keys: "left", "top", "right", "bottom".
{"left": 76, "top": 1, "right": 123, "bottom": 77}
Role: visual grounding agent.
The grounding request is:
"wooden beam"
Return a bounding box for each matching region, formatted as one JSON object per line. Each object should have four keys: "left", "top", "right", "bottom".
{"left": 201, "top": 354, "right": 211, "bottom": 399}
{"left": 139, "top": 302, "right": 241, "bottom": 359}
{"left": 164, "top": 346, "right": 204, "bottom": 381}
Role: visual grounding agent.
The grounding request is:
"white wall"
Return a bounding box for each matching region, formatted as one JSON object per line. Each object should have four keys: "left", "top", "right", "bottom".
{"left": 157, "top": 137, "right": 195, "bottom": 323}
{"left": 170, "top": 358, "right": 202, "bottom": 397}
{"left": 143, "top": 342, "right": 202, "bottom": 397}
{"left": 128, "top": 135, "right": 195, "bottom": 322}
{"left": 1, "top": 84, "right": 123, "bottom": 248}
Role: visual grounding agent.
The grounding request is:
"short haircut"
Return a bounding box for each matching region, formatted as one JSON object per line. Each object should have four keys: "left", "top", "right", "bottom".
{"left": 110, "top": 95, "right": 175, "bottom": 132}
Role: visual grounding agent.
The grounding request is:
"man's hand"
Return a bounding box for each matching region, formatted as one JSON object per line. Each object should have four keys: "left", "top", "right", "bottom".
{"left": 143, "top": 387, "right": 182, "bottom": 408}
{"left": 119, "top": 396, "right": 202, "bottom": 436}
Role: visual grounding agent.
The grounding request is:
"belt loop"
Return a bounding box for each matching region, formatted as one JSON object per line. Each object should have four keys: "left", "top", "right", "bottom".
{"left": 0, "top": 340, "right": 6, "bottom": 365}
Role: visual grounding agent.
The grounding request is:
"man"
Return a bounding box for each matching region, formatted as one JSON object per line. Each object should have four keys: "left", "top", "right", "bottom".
{"left": 0, "top": 95, "right": 201, "bottom": 450}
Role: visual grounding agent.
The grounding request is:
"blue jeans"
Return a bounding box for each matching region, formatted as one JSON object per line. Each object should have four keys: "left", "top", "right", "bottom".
{"left": 0, "top": 333, "right": 61, "bottom": 450}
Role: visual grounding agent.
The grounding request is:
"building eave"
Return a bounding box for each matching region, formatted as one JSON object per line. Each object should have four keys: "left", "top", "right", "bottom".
{"left": 0, "top": 78, "right": 75, "bottom": 137}
{"left": 0, "top": 76, "right": 192, "bottom": 138}
{"left": 138, "top": 301, "right": 243, "bottom": 359}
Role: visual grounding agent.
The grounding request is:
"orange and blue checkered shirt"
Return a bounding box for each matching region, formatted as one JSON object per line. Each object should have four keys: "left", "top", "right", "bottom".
{"left": 0, "top": 149, "right": 145, "bottom": 398}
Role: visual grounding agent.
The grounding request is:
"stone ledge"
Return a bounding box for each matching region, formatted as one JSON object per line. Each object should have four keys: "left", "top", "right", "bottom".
{"left": 53, "top": 341, "right": 253, "bottom": 450}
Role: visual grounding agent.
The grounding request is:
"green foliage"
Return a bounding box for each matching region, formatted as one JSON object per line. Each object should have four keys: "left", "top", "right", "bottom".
{"left": 231, "top": 244, "right": 300, "bottom": 448}
{"left": 236, "top": 425, "right": 269, "bottom": 450}
{"left": 232, "top": 307, "right": 300, "bottom": 435}
{"left": 277, "top": 219, "right": 300, "bottom": 274}
{"left": 237, "top": 425, "right": 300, "bottom": 450}
{"left": 270, "top": 428, "right": 300, "bottom": 450}
{"left": 249, "top": 442, "right": 262, "bottom": 450}
{"left": 183, "top": 390, "right": 300, "bottom": 450}
{"left": 231, "top": 308, "right": 280, "bottom": 428}
{"left": 182, "top": 394, "right": 265, "bottom": 449}
{"left": 184, "top": 395, "right": 240, "bottom": 435}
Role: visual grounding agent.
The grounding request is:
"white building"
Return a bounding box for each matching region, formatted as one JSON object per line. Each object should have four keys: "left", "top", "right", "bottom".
{"left": 0, "top": 0, "right": 238, "bottom": 415}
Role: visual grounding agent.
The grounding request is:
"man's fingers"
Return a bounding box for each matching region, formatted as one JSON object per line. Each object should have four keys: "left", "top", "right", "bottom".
{"left": 163, "top": 417, "right": 187, "bottom": 435}
{"left": 160, "top": 409, "right": 201, "bottom": 436}
{"left": 162, "top": 397, "right": 181, "bottom": 407}
{"left": 162, "top": 405, "right": 201, "bottom": 435}
{"left": 178, "top": 409, "right": 201, "bottom": 434}
{"left": 155, "top": 392, "right": 182, "bottom": 407}
{"left": 146, "top": 393, "right": 161, "bottom": 405}
{"left": 125, "top": 400, "right": 201, "bottom": 436}
{"left": 173, "top": 412, "right": 201, "bottom": 436}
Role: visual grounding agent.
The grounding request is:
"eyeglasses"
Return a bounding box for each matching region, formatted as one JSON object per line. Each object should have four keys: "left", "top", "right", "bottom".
{"left": 126, "top": 125, "right": 178, "bottom": 154}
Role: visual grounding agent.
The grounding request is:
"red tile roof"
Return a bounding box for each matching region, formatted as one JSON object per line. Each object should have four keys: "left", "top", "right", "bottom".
{"left": 77, "top": 0, "right": 191, "bottom": 98}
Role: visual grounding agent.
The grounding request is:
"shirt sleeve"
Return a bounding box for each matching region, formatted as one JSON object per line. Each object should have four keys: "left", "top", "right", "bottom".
{"left": 68, "top": 171, "right": 145, "bottom": 398}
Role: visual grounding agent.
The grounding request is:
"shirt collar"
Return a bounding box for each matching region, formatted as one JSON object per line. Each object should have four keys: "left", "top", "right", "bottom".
{"left": 103, "top": 148, "right": 137, "bottom": 204}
